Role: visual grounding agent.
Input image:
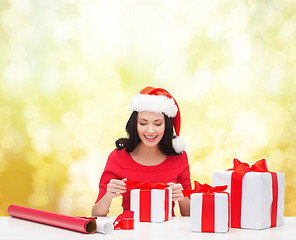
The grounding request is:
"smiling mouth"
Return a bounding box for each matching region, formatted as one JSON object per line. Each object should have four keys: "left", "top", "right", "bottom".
{"left": 145, "top": 135, "right": 157, "bottom": 139}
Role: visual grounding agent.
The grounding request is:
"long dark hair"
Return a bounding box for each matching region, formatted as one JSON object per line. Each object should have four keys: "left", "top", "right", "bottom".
{"left": 115, "top": 111, "right": 179, "bottom": 155}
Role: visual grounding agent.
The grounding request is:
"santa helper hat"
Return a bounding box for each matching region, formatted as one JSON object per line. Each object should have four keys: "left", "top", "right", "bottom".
{"left": 130, "top": 86, "right": 186, "bottom": 153}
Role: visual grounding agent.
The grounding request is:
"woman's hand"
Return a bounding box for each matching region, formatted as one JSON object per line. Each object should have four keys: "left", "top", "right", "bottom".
{"left": 166, "top": 182, "right": 184, "bottom": 202}
{"left": 105, "top": 178, "right": 127, "bottom": 199}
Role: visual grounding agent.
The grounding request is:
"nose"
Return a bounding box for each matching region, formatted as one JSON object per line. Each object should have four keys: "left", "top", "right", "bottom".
{"left": 147, "top": 123, "right": 155, "bottom": 133}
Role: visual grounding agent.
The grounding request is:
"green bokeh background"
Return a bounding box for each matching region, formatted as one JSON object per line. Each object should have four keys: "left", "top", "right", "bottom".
{"left": 0, "top": 0, "right": 295, "bottom": 217}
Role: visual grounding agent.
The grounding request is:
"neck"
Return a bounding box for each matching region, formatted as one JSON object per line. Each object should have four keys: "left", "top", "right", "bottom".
{"left": 133, "top": 142, "right": 162, "bottom": 157}
{"left": 130, "top": 143, "right": 167, "bottom": 166}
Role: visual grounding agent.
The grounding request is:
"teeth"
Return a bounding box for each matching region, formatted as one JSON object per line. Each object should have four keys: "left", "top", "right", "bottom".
{"left": 145, "top": 136, "right": 157, "bottom": 139}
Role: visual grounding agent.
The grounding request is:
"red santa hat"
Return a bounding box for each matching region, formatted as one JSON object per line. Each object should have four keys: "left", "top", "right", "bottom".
{"left": 130, "top": 86, "right": 186, "bottom": 153}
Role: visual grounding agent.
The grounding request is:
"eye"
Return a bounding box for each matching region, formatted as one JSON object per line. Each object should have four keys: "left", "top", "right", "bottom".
{"left": 139, "top": 122, "right": 146, "bottom": 126}
{"left": 155, "top": 123, "right": 162, "bottom": 126}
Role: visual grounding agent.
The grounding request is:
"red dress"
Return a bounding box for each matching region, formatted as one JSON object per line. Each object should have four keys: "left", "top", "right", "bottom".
{"left": 95, "top": 149, "right": 192, "bottom": 215}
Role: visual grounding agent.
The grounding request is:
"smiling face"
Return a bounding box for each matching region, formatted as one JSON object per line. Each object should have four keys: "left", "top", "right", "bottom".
{"left": 137, "top": 111, "right": 165, "bottom": 148}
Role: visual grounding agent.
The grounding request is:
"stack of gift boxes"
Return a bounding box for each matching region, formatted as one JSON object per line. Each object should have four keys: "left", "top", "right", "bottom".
{"left": 129, "top": 158, "right": 285, "bottom": 233}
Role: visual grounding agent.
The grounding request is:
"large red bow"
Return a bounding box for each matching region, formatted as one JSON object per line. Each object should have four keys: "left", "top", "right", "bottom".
{"left": 229, "top": 158, "right": 268, "bottom": 177}
{"left": 125, "top": 181, "right": 168, "bottom": 189}
{"left": 182, "top": 181, "right": 227, "bottom": 199}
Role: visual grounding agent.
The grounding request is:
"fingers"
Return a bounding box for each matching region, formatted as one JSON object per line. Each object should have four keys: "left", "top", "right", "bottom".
{"left": 172, "top": 192, "right": 184, "bottom": 201}
{"left": 167, "top": 183, "right": 184, "bottom": 201}
{"left": 168, "top": 183, "right": 183, "bottom": 190}
{"left": 106, "top": 179, "right": 127, "bottom": 197}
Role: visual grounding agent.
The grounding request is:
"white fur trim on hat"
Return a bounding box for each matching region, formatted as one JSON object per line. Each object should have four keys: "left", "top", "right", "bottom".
{"left": 172, "top": 136, "right": 186, "bottom": 153}
{"left": 130, "top": 94, "right": 178, "bottom": 117}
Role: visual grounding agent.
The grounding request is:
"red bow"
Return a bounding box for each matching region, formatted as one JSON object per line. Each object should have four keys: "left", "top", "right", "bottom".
{"left": 182, "top": 181, "right": 227, "bottom": 199}
{"left": 229, "top": 158, "right": 268, "bottom": 176}
{"left": 125, "top": 181, "right": 168, "bottom": 190}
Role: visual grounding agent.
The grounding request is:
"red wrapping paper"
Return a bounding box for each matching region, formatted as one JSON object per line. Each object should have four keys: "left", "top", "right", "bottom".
{"left": 8, "top": 205, "right": 97, "bottom": 234}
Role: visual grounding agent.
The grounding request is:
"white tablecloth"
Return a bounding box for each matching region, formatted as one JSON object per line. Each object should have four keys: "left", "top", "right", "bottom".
{"left": 0, "top": 216, "right": 295, "bottom": 240}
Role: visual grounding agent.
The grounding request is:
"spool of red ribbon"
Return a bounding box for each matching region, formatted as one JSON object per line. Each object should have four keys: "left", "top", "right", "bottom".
{"left": 113, "top": 211, "right": 134, "bottom": 230}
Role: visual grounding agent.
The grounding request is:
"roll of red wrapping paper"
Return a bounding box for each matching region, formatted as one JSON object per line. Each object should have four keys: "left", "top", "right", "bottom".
{"left": 7, "top": 205, "right": 97, "bottom": 234}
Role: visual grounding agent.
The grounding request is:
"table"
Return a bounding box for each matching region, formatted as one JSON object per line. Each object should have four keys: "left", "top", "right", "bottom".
{"left": 0, "top": 217, "right": 295, "bottom": 240}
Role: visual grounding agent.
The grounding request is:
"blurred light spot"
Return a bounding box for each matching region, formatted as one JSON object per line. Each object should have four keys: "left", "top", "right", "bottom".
{"left": 40, "top": 67, "right": 60, "bottom": 95}
{"left": 232, "top": 112, "right": 268, "bottom": 149}
{"left": 26, "top": 151, "right": 43, "bottom": 167}
{"left": 2, "top": 7, "right": 21, "bottom": 31}
{"left": 205, "top": 105, "right": 223, "bottom": 120}
{"left": 193, "top": 66, "right": 212, "bottom": 95}
{"left": 23, "top": 105, "right": 39, "bottom": 119}
{"left": 278, "top": 21, "right": 295, "bottom": 41}
{"left": 78, "top": 195, "right": 92, "bottom": 209}
{"left": 0, "top": 106, "right": 12, "bottom": 116}
{"left": 0, "top": 149, "right": 8, "bottom": 173}
{"left": 31, "top": 126, "right": 52, "bottom": 153}
{"left": 53, "top": 20, "right": 71, "bottom": 44}
{"left": 264, "top": 67, "right": 284, "bottom": 94}
{"left": 0, "top": 117, "right": 12, "bottom": 129}
{"left": 65, "top": 65, "right": 87, "bottom": 92}
{"left": 28, "top": 191, "right": 49, "bottom": 207}
{"left": 2, "top": 61, "right": 29, "bottom": 86}
{"left": 10, "top": 0, "right": 32, "bottom": 14}
{"left": 81, "top": 40, "right": 101, "bottom": 62}
{"left": 269, "top": 148, "right": 284, "bottom": 170}
{"left": 230, "top": 33, "right": 252, "bottom": 62}
{"left": 60, "top": 46, "right": 75, "bottom": 63}
{"left": 57, "top": 152, "right": 72, "bottom": 165}
{"left": 58, "top": 195, "right": 73, "bottom": 214}
{"left": 43, "top": 9, "right": 59, "bottom": 27}
{"left": 206, "top": 20, "right": 223, "bottom": 39}
{"left": 220, "top": 66, "right": 255, "bottom": 95}
{"left": 62, "top": 112, "right": 77, "bottom": 127}
{"left": 1, "top": 135, "right": 15, "bottom": 149}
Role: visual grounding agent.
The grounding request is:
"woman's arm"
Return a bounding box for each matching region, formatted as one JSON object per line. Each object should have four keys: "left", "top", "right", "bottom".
{"left": 166, "top": 182, "right": 190, "bottom": 216}
{"left": 91, "top": 193, "right": 113, "bottom": 216}
{"left": 178, "top": 196, "right": 190, "bottom": 216}
{"left": 91, "top": 178, "right": 127, "bottom": 217}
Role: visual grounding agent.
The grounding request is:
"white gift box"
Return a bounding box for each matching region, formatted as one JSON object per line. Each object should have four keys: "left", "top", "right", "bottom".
{"left": 130, "top": 188, "right": 172, "bottom": 222}
{"left": 212, "top": 171, "right": 285, "bottom": 229}
{"left": 191, "top": 193, "right": 229, "bottom": 233}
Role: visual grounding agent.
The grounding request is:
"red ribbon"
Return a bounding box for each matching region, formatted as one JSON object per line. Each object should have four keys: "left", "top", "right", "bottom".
{"left": 125, "top": 181, "right": 168, "bottom": 189}
{"left": 139, "top": 188, "right": 170, "bottom": 222}
{"left": 229, "top": 158, "right": 278, "bottom": 228}
{"left": 113, "top": 211, "right": 134, "bottom": 230}
{"left": 182, "top": 181, "right": 229, "bottom": 232}
{"left": 127, "top": 181, "right": 170, "bottom": 222}
{"left": 182, "top": 181, "right": 228, "bottom": 199}
{"left": 140, "top": 190, "right": 151, "bottom": 222}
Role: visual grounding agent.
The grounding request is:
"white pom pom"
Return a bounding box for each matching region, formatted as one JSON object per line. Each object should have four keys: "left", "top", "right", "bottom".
{"left": 172, "top": 136, "right": 186, "bottom": 153}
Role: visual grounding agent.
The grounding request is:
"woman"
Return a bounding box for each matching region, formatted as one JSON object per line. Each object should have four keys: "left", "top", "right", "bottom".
{"left": 91, "top": 87, "right": 191, "bottom": 216}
